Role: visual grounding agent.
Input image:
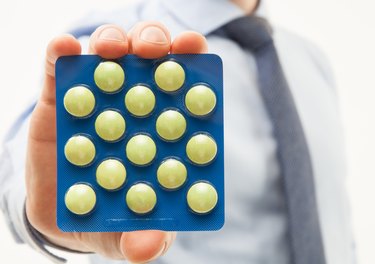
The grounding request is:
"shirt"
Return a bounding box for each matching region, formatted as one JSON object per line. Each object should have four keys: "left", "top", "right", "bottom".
{"left": 0, "top": 0, "right": 355, "bottom": 263}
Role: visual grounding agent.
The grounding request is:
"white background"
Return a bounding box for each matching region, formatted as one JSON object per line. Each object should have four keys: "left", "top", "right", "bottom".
{"left": 0, "top": 0, "right": 374, "bottom": 263}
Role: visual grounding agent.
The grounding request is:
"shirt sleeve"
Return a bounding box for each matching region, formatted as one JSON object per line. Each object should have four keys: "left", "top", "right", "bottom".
{"left": 0, "top": 109, "right": 70, "bottom": 263}
{"left": 299, "top": 36, "right": 337, "bottom": 92}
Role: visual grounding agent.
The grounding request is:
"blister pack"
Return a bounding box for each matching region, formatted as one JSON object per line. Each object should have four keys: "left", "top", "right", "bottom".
{"left": 55, "top": 54, "right": 224, "bottom": 232}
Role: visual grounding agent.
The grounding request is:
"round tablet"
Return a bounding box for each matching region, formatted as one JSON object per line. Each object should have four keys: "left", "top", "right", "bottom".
{"left": 94, "top": 61, "right": 125, "bottom": 93}
{"left": 64, "top": 135, "right": 96, "bottom": 166}
{"left": 185, "top": 85, "right": 217, "bottom": 116}
{"left": 157, "top": 159, "right": 187, "bottom": 190}
{"left": 126, "top": 183, "right": 157, "bottom": 214}
{"left": 125, "top": 85, "right": 155, "bottom": 117}
{"left": 95, "top": 110, "right": 126, "bottom": 142}
{"left": 126, "top": 134, "right": 156, "bottom": 166}
{"left": 186, "top": 134, "right": 217, "bottom": 165}
{"left": 187, "top": 182, "right": 218, "bottom": 214}
{"left": 154, "top": 61, "right": 185, "bottom": 92}
{"left": 156, "top": 110, "right": 186, "bottom": 141}
{"left": 96, "top": 159, "right": 127, "bottom": 190}
{"left": 65, "top": 184, "right": 96, "bottom": 215}
{"left": 63, "top": 86, "right": 95, "bottom": 117}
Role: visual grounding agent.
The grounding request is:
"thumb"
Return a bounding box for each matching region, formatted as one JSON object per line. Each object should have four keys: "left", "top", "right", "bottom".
{"left": 120, "top": 231, "right": 176, "bottom": 263}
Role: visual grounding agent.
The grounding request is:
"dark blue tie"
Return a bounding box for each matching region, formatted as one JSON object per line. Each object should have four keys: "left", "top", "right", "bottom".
{"left": 214, "top": 16, "right": 326, "bottom": 264}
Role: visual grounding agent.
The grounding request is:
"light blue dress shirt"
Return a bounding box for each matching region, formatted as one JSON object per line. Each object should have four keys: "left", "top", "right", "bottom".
{"left": 0, "top": 0, "right": 355, "bottom": 263}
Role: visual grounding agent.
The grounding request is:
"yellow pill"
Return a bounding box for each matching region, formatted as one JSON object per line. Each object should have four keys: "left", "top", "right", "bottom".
{"left": 94, "top": 61, "right": 125, "bottom": 93}
{"left": 156, "top": 110, "right": 186, "bottom": 141}
{"left": 64, "top": 135, "right": 96, "bottom": 166}
{"left": 125, "top": 85, "right": 156, "bottom": 117}
{"left": 65, "top": 184, "right": 96, "bottom": 215}
{"left": 63, "top": 86, "right": 95, "bottom": 118}
{"left": 187, "top": 182, "right": 218, "bottom": 214}
{"left": 186, "top": 134, "right": 217, "bottom": 165}
{"left": 154, "top": 61, "right": 185, "bottom": 92}
{"left": 95, "top": 110, "right": 126, "bottom": 142}
{"left": 157, "top": 159, "right": 187, "bottom": 190}
{"left": 96, "top": 159, "right": 127, "bottom": 190}
{"left": 126, "top": 134, "right": 156, "bottom": 166}
{"left": 185, "top": 85, "right": 217, "bottom": 116}
{"left": 126, "top": 183, "right": 157, "bottom": 214}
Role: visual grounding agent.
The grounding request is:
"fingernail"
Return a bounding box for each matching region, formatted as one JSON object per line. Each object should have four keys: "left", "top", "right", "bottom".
{"left": 148, "top": 242, "right": 167, "bottom": 263}
{"left": 98, "top": 27, "right": 125, "bottom": 42}
{"left": 139, "top": 26, "right": 168, "bottom": 44}
{"left": 130, "top": 241, "right": 167, "bottom": 264}
{"left": 153, "top": 233, "right": 171, "bottom": 259}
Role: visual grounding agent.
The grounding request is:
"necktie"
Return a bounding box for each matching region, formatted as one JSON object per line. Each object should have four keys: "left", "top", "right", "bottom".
{"left": 214, "top": 16, "right": 326, "bottom": 264}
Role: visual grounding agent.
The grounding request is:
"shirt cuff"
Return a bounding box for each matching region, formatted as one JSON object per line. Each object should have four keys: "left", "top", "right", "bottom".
{"left": 22, "top": 202, "right": 68, "bottom": 263}
{"left": 6, "top": 168, "right": 91, "bottom": 263}
{"left": 23, "top": 201, "right": 95, "bottom": 256}
{"left": 4, "top": 174, "right": 66, "bottom": 264}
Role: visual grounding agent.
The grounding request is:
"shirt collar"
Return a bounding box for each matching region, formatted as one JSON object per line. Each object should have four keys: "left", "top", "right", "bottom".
{"left": 159, "top": 0, "right": 266, "bottom": 35}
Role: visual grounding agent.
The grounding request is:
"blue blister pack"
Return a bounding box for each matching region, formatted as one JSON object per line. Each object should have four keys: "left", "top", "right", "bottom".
{"left": 55, "top": 54, "right": 224, "bottom": 232}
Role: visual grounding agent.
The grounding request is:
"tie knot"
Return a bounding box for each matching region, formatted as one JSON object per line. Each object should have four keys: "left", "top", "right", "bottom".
{"left": 216, "top": 16, "right": 273, "bottom": 51}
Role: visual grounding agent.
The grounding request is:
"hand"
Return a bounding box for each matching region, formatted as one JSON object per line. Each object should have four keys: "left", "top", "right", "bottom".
{"left": 25, "top": 22, "right": 208, "bottom": 263}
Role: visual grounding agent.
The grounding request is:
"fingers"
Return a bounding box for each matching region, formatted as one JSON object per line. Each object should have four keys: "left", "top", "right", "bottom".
{"left": 128, "top": 22, "right": 208, "bottom": 57}
{"left": 89, "top": 22, "right": 171, "bottom": 59}
{"left": 88, "top": 25, "right": 128, "bottom": 59}
{"left": 120, "top": 231, "right": 176, "bottom": 264}
{"left": 171, "top": 31, "right": 208, "bottom": 54}
{"left": 45, "top": 34, "right": 82, "bottom": 78}
{"left": 88, "top": 22, "right": 207, "bottom": 60}
{"left": 128, "top": 21, "right": 171, "bottom": 58}
{"left": 36, "top": 23, "right": 207, "bottom": 143}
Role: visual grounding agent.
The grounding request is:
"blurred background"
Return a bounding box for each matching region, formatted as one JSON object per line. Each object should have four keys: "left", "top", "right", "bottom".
{"left": 0, "top": 0, "right": 374, "bottom": 263}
